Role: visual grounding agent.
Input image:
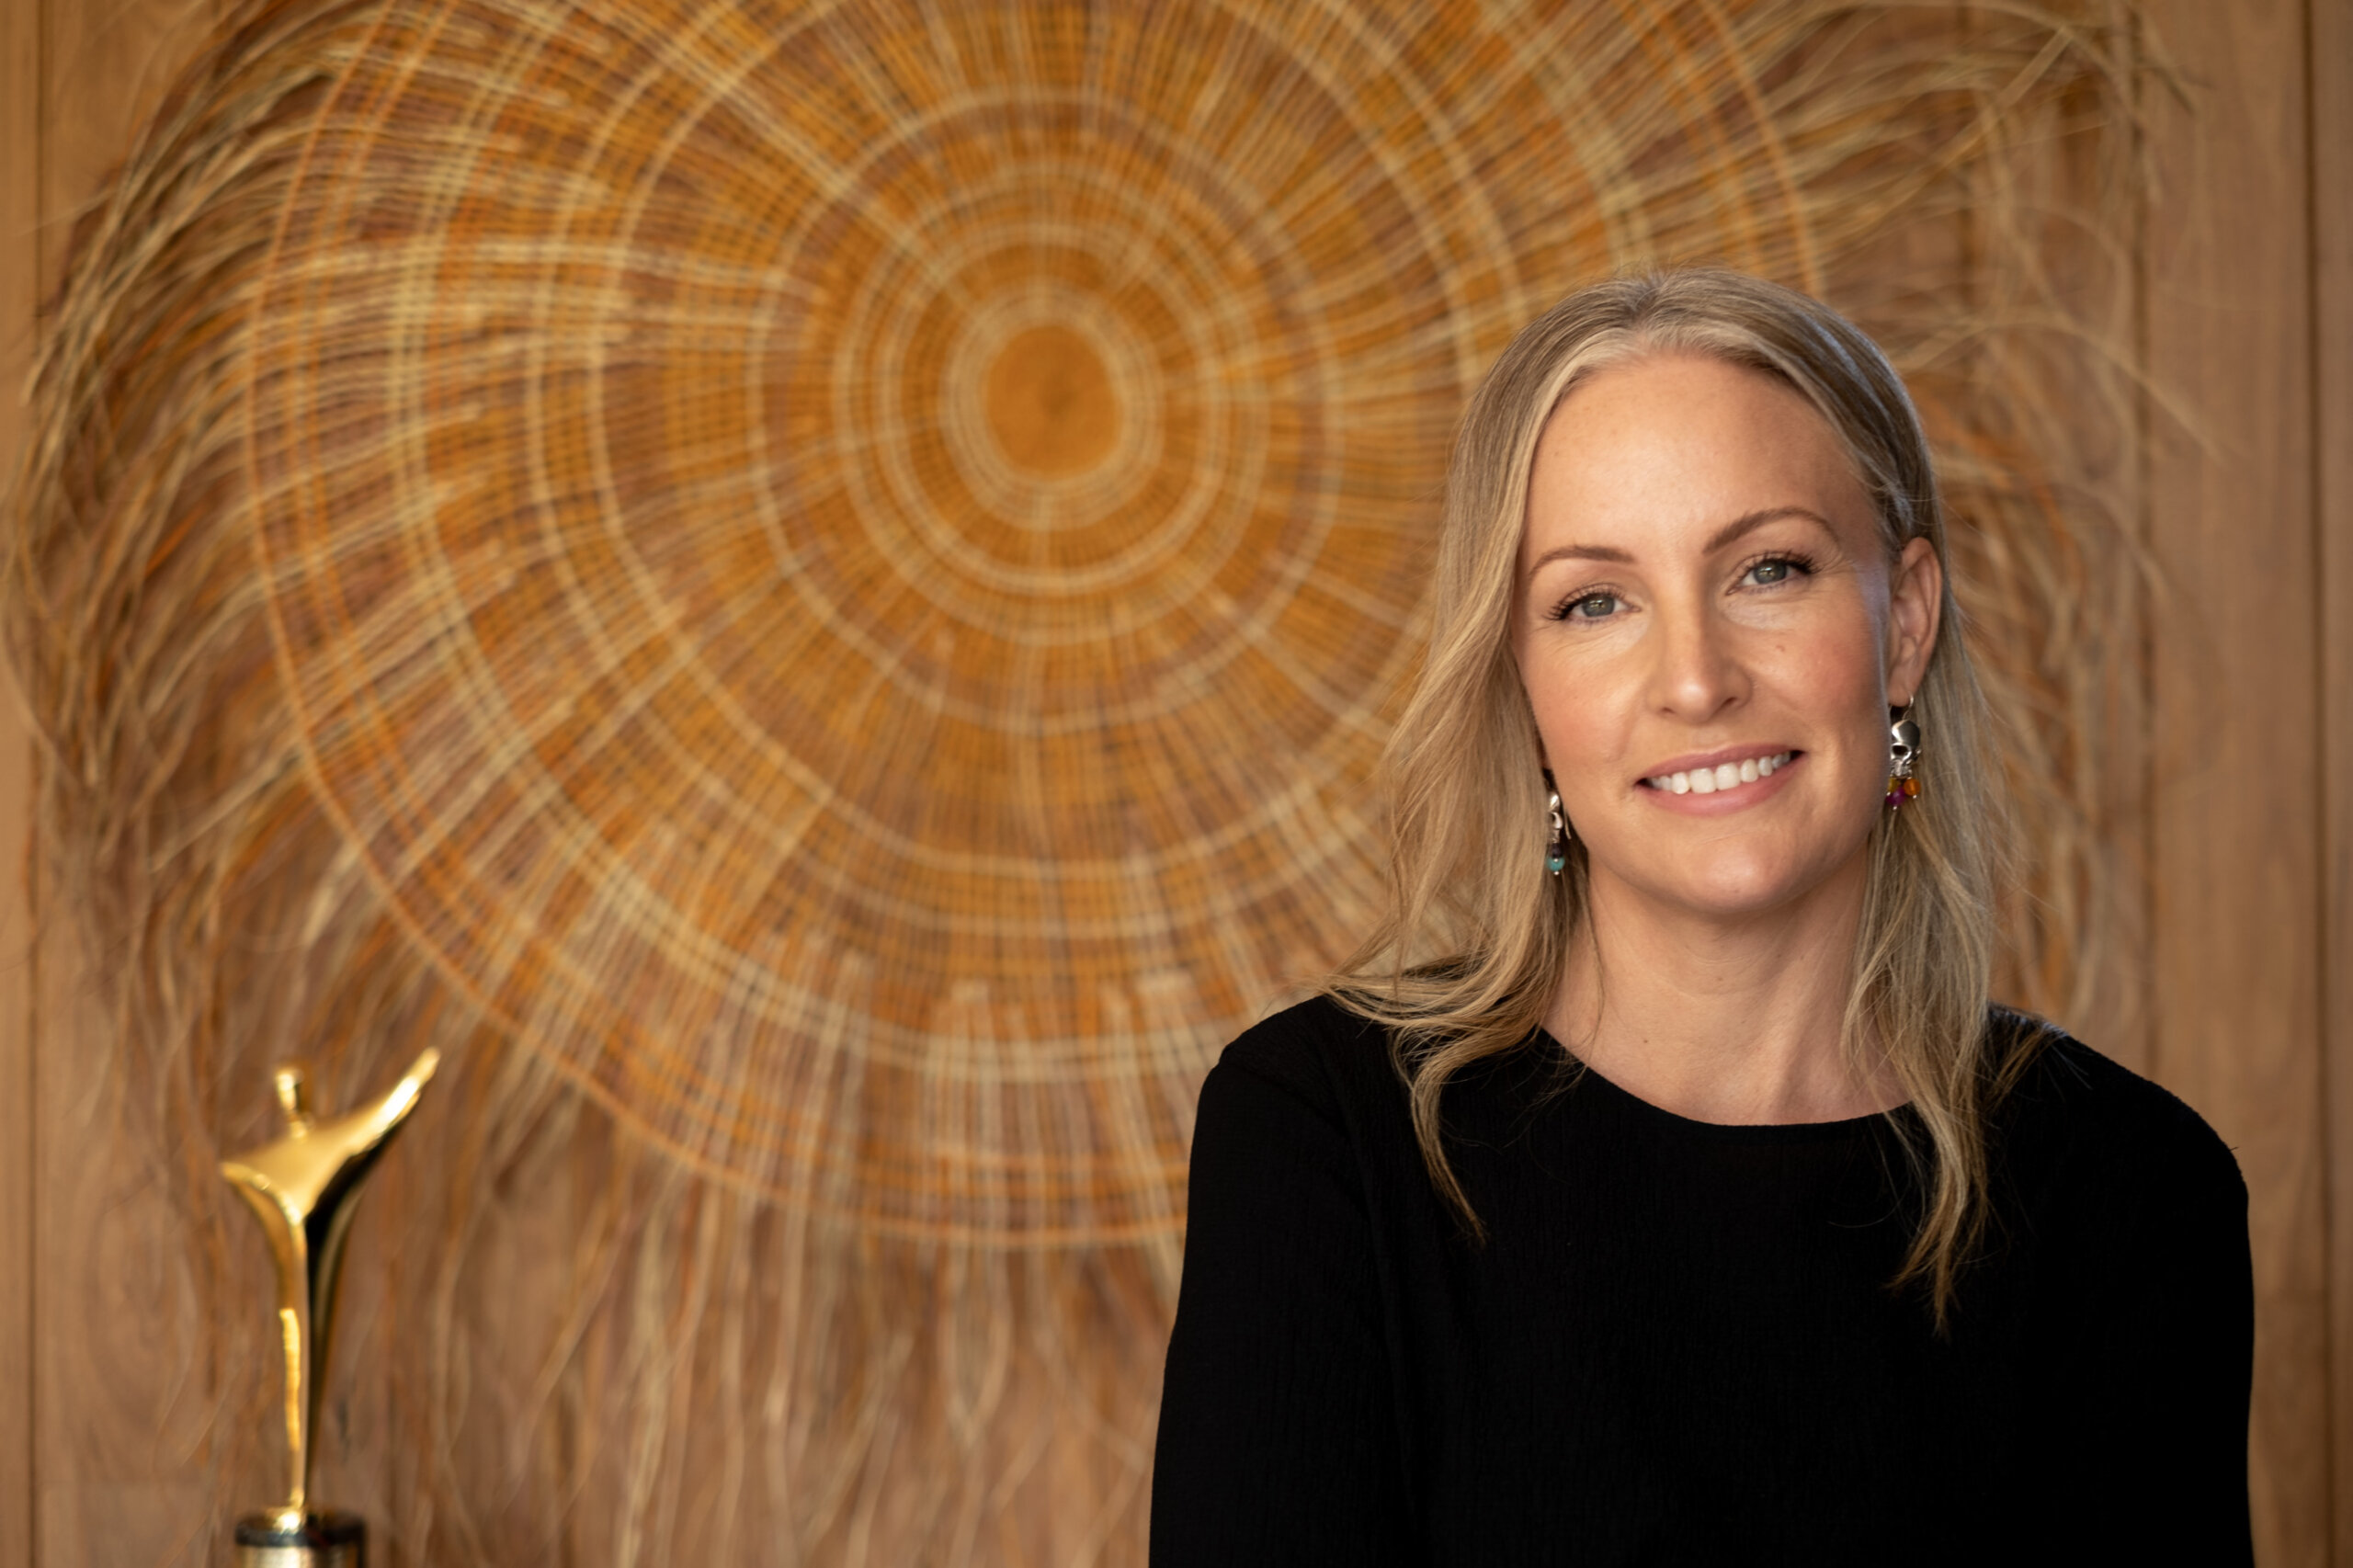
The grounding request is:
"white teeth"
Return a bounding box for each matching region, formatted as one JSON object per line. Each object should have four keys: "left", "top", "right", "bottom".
{"left": 1644, "top": 751, "right": 1794, "bottom": 793}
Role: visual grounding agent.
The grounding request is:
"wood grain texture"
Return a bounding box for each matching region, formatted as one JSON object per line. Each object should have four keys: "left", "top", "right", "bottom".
{"left": 2313, "top": 0, "right": 2353, "bottom": 1556}
{"left": 2142, "top": 0, "right": 2328, "bottom": 1562}
{"left": 0, "top": 0, "right": 41, "bottom": 1551}
{"left": 26, "top": 3, "right": 223, "bottom": 1562}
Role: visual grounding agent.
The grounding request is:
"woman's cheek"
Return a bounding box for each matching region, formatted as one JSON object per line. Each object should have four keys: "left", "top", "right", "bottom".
{"left": 1528, "top": 647, "right": 1635, "bottom": 778}
{"left": 1771, "top": 631, "right": 1894, "bottom": 821}
{"left": 1771, "top": 600, "right": 1887, "bottom": 717}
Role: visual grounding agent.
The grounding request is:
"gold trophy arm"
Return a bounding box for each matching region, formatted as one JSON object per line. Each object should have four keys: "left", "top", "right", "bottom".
{"left": 220, "top": 1048, "right": 440, "bottom": 1528}
{"left": 217, "top": 1170, "right": 313, "bottom": 1522}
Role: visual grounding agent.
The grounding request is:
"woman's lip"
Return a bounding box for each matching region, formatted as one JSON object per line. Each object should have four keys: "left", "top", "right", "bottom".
{"left": 1638, "top": 750, "right": 1804, "bottom": 813}
{"left": 1638, "top": 744, "right": 1802, "bottom": 779}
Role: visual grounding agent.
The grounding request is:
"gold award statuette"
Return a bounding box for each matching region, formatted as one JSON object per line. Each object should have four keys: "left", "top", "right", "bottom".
{"left": 220, "top": 1049, "right": 439, "bottom": 1568}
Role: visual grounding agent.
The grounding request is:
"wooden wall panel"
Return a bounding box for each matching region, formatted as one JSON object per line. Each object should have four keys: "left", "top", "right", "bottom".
{"left": 2142, "top": 0, "right": 2329, "bottom": 1562}
{"left": 13, "top": 5, "right": 222, "bottom": 1563}
{"left": 1, "top": 0, "right": 41, "bottom": 1555}
{"left": 2316, "top": 0, "right": 2353, "bottom": 1555}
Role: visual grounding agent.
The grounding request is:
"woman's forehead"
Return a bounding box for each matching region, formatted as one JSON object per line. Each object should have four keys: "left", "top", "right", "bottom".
{"left": 1523, "top": 355, "right": 1870, "bottom": 555}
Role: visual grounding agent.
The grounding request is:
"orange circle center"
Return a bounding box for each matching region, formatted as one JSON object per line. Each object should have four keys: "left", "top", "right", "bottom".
{"left": 982, "top": 325, "right": 1120, "bottom": 475}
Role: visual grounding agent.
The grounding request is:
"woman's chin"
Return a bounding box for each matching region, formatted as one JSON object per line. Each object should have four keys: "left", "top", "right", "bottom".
{"left": 1591, "top": 843, "right": 1861, "bottom": 924}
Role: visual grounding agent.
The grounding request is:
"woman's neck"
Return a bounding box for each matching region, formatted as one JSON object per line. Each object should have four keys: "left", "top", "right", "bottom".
{"left": 1542, "top": 852, "right": 1905, "bottom": 1125}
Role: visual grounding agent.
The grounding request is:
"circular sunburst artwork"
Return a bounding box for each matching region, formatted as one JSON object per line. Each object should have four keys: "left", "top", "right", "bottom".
{"left": 239, "top": 0, "right": 1813, "bottom": 1239}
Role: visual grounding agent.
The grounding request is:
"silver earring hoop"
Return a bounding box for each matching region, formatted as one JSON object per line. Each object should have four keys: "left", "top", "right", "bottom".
{"left": 1546, "top": 787, "right": 1569, "bottom": 876}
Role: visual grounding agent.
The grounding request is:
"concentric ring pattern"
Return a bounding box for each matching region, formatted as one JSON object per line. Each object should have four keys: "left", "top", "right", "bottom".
{"left": 243, "top": 0, "right": 1810, "bottom": 1237}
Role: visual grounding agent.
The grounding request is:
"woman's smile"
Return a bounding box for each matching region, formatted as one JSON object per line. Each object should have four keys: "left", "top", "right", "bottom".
{"left": 1636, "top": 746, "right": 1803, "bottom": 812}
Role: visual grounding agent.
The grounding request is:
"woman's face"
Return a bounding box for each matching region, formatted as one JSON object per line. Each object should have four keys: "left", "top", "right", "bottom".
{"left": 1513, "top": 352, "right": 1941, "bottom": 923}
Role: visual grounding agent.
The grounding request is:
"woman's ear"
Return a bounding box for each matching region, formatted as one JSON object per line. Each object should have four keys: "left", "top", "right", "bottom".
{"left": 1885, "top": 535, "right": 1943, "bottom": 707}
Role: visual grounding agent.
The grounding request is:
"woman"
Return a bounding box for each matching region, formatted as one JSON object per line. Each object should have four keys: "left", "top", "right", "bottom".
{"left": 1150, "top": 271, "right": 2251, "bottom": 1564}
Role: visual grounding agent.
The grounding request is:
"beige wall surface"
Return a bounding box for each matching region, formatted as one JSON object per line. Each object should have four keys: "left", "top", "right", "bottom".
{"left": 2, "top": 0, "right": 2348, "bottom": 1562}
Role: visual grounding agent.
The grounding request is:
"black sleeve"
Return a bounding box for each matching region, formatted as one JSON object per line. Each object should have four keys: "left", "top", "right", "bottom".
{"left": 1150, "top": 1042, "right": 1414, "bottom": 1566}
{"left": 2058, "top": 1113, "right": 2254, "bottom": 1563}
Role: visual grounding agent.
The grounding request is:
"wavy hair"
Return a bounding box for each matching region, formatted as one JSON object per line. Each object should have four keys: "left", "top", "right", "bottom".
{"left": 1330, "top": 268, "right": 2026, "bottom": 1324}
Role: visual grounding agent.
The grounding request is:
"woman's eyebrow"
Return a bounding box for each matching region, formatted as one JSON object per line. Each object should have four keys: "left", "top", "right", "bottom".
{"left": 1703, "top": 506, "right": 1833, "bottom": 553}
{"left": 1524, "top": 506, "right": 1835, "bottom": 578}
{"left": 1524, "top": 541, "right": 1635, "bottom": 574}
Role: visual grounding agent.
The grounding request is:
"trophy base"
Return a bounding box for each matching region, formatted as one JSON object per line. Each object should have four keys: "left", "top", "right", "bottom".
{"left": 233, "top": 1511, "right": 364, "bottom": 1568}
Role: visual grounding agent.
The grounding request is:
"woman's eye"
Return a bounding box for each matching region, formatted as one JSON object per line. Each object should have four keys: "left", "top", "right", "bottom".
{"left": 1558, "top": 591, "right": 1620, "bottom": 621}
{"left": 1742, "top": 556, "right": 1809, "bottom": 587}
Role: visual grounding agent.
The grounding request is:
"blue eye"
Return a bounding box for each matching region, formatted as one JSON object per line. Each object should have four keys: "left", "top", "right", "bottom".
{"left": 1558, "top": 591, "right": 1620, "bottom": 621}
{"left": 1742, "top": 554, "right": 1813, "bottom": 587}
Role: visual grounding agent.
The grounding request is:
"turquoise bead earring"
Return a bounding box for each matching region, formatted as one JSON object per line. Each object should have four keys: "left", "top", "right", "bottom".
{"left": 1546, "top": 784, "right": 1569, "bottom": 876}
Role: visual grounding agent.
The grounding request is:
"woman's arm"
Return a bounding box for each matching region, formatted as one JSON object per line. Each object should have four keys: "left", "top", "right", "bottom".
{"left": 2102, "top": 1136, "right": 2253, "bottom": 1559}
{"left": 1150, "top": 1042, "right": 1414, "bottom": 1566}
{"left": 2041, "top": 1095, "right": 2253, "bottom": 1563}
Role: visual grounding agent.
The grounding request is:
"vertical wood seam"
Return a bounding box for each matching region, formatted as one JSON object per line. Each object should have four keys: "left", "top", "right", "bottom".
{"left": 30, "top": 0, "right": 45, "bottom": 1547}
{"left": 2128, "top": 1, "right": 2156, "bottom": 1086}
{"left": 2307, "top": 0, "right": 2353, "bottom": 1552}
{"left": 2300, "top": 0, "right": 2331, "bottom": 1551}
{"left": 27, "top": 0, "right": 43, "bottom": 1547}
{"left": 0, "top": 0, "right": 50, "bottom": 1556}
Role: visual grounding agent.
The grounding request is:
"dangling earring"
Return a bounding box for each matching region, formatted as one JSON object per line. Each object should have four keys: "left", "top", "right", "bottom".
{"left": 1545, "top": 778, "right": 1570, "bottom": 875}
{"left": 1884, "top": 703, "right": 1922, "bottom": 811}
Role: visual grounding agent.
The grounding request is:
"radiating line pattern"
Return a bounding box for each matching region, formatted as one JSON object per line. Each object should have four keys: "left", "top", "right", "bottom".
{"left": 8, "top": 0, "right": 2151, "bottom": 1554}
{"left": 238, "top": 0, "right": 1817, "bottom": 1239}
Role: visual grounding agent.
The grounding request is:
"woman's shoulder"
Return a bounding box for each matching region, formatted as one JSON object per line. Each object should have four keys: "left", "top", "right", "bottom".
{"left": 1205, "top": 992, "right": 1546, "bottom": 1164}
{"left": 1987, "top": 1005, "right": 2245, "bottom": 1205}
{"left": 1184, "top": 995, "right": 1427, "bottom": 1210}
{"left": 1213, "top": 991, "right": 1403, "bottom": 1110}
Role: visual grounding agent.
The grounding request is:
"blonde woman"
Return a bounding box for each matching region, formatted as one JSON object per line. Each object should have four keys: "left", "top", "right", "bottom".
{"left": 1150, "top": 271, "right": 2251, "bottom": 1564}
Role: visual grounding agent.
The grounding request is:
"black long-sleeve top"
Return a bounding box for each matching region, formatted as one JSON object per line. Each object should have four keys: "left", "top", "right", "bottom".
{"left": 1151, "top": 996, "right": 2252, "bottom": 1565}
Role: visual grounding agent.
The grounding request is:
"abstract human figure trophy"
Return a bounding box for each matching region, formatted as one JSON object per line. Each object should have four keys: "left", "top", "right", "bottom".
{"left": 220, "top": 1049, "right": 438, "bottom": 1558}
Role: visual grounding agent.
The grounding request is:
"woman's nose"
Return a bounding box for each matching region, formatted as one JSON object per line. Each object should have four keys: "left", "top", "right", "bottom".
{"left": 1645, "top": 602, "right": 1748, "bottom": 723}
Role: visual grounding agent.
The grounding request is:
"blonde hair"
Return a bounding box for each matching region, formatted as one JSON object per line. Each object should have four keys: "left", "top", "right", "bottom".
{"left": 1331, "top": 268, "right": 2025, "bottom": 1323}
